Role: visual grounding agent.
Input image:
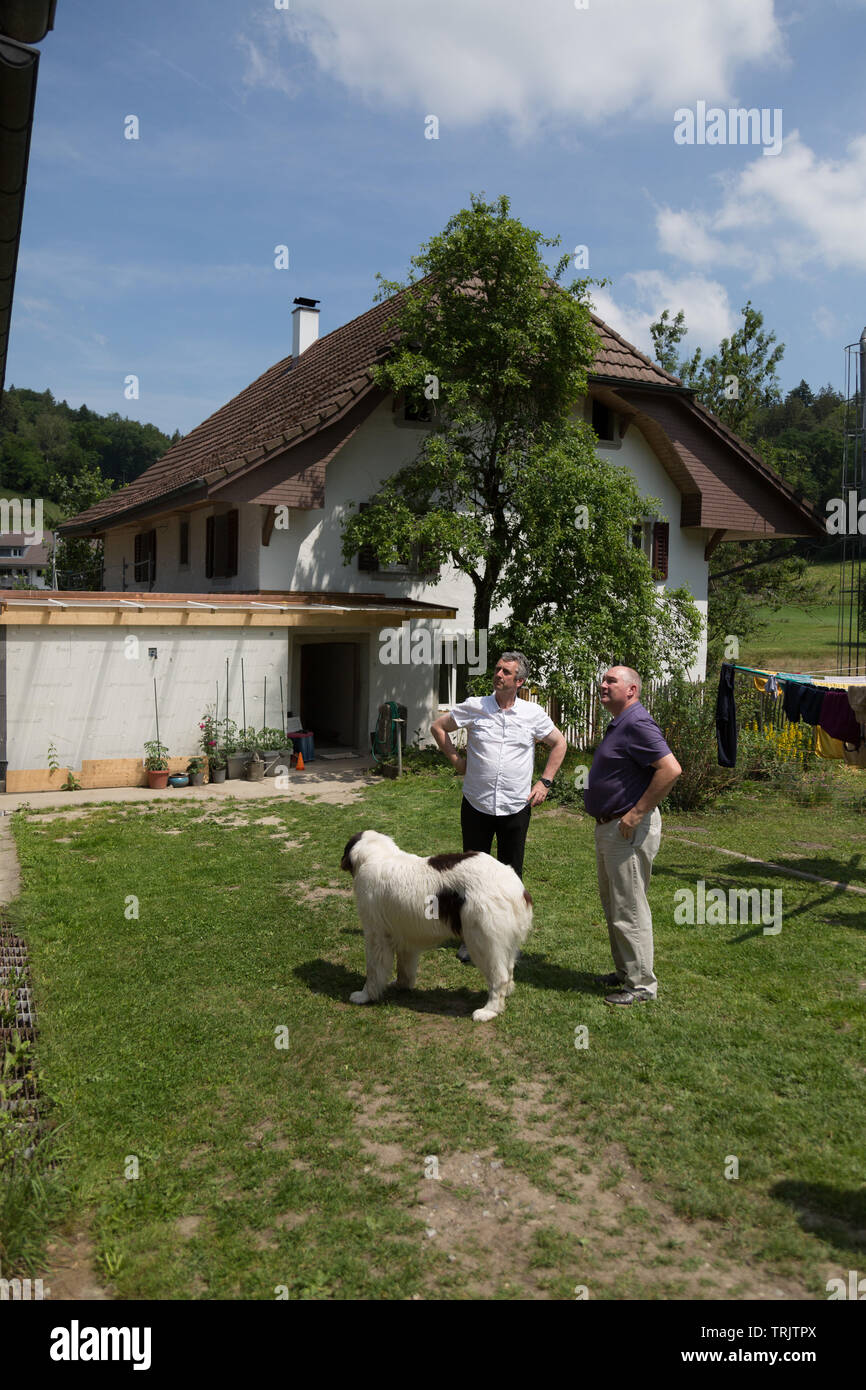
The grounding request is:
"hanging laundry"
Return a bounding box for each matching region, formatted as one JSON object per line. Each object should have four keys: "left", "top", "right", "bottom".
{"left": 847, "top": 685, "right": 866, "bottom": 725}
{"left": 782, "top": 681, "right": 826, "bottom": 725}
{"left": 818, "top": 690, "right": 863, "bottom": 746}
{"left": 815, "top": 726, "right": 845, "bottom": 760}
{"left": 715, "top": 662, "right": 737, "bottom": 767}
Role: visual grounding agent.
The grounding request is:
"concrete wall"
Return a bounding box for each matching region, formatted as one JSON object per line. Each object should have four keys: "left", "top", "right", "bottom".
{"left": 5, "top": 625, "right": 290, "bottom": 771}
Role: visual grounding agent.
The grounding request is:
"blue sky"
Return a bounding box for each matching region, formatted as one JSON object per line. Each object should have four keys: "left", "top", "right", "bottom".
{"left": 8, "top": 0, "right": 866, "bottom": 436}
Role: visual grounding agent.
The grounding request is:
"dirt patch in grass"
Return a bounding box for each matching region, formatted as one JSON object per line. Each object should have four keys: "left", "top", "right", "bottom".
{"left": 294, "top": 884, "right": 354, "bottom": 903}
{"left": 44, "top": 1228, "right": 111, "bottom": 1301}
{"left": 344, "top": 1075, "right": 813, "bottom": 1301}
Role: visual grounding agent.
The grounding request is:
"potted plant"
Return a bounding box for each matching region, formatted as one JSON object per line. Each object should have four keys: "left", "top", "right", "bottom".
{"left": 221, "top": 719, "right": 247, "bottom": 780}
{"left": 186, "top": 756, "right": 206, "bottom": 787}
{"left": 245, "top": 732, "right": 265, "bottom": 781}
{"left": 259, "top": 726, "right": 287, "bottom": 776}
{"left": 209, "top": 750, "right": 227, "bottom": 784}
{"left": 144, "top": 740, "right": 170, "bottom": 789}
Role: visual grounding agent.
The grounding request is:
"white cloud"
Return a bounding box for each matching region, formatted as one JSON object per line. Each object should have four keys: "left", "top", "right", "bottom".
{"left": 246, "top": 0, "right": 783, "bottom": 134}
{"left": 590, "top": 271, "right": 736, "bottom": 360}
{"left": 657, "top": 131, "right": 866, "bottom": 278}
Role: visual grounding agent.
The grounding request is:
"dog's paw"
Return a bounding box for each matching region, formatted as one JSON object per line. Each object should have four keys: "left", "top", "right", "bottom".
{"left": 472, "top": 1007, "right": 500, "bottom": 1022}
{"left": 349, "top": 990, "right": 371, "bottom": 1005}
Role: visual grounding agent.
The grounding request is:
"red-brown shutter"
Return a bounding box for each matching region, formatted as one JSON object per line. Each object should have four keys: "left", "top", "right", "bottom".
{"left": 652, "top": 522, "right": 669, "bottom": 580}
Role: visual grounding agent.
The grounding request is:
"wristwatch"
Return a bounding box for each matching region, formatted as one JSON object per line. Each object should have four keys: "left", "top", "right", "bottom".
{"left": 540, "top": 777, "right": 553, "bottom": 788}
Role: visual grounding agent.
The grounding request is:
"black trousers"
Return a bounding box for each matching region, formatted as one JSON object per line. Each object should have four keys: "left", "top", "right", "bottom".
{"left": 460, "top": 796, "right": 531, "bottom": 880}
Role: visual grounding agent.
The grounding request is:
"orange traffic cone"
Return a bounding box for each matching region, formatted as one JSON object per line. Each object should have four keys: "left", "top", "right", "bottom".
{"left": 295, "top": 750, "right": 305, "bottom": 771}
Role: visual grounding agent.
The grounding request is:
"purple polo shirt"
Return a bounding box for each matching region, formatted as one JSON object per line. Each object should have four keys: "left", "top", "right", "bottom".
{"left": 583, "top": 700, "right": 672, "bottom": 819}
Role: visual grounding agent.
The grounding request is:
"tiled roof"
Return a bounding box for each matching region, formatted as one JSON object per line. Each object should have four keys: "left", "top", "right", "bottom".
{"left": 60, "top": 286, "right": 683, "bottom": 534}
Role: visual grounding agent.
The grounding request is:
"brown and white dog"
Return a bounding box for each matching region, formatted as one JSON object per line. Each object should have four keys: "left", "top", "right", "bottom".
{"left": 340, "top": 830, "right": 533, "bottom": 1021}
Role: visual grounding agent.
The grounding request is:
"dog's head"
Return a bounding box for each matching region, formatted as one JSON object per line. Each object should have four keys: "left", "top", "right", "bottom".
{"left": 339, "top": 830, "right": 397, "bottom": 875}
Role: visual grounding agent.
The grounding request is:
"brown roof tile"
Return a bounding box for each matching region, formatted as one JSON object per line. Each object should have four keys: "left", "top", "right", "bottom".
{"left": 59, "top": 286, "right": 683, "bottom": 534}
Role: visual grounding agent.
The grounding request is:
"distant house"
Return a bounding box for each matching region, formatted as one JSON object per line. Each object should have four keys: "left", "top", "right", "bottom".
{"left": 0, "top": 288, "right": 822, "bottom": 791}
{"left": 0, "top": 530, "right": 53, "bottom": 588}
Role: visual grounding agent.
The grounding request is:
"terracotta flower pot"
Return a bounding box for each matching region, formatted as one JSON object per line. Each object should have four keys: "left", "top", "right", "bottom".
{"left": 147, "top": 770, "right": 169, "bottom": 789}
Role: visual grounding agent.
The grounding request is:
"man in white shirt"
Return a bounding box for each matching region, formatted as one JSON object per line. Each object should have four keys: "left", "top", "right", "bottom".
{"left": 431, "top": 652, "right": 568, "bottom": 957}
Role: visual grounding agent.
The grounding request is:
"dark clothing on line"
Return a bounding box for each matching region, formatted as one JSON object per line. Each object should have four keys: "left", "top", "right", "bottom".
{"left": 715, "top": 663, "right": 738, "bottom": 768}
{"left": 819, "top": 690, "right": 863, "bottom": 745}
{"left": 460, "top": 796, "right": 531, "bottom": 880}
{"left": 782, "top": 680, "right": 826, "bottom": 725}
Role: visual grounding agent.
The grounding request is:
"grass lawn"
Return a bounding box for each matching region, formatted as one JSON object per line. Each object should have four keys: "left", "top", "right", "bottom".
{"left": 3, "top": 773, "right": 865, "bottom": 1300}
{"left": 738, "top": 559, "right": 841, "bottom": 674}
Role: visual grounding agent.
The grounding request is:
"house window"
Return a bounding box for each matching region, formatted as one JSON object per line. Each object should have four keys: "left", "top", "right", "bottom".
{"left": 205, "top": 511, "right": 238, "bottom": 579}
{"left": 134, "top": 530, "right": 156, "bottom": 585}
{"left": 591, "top": 399, "right": 617, "bottom": 443}
{"left": 651, "top": 521, "right": 669, "bottom": 580}
{"left": 0, "top": 547, "right": 23, "bottom": 558}
{"left": 403, "top": 388, "right": 432, "bottom": 423}
{"left": 179, "top": 519, "right": 189, "bottom": 567}
{"left": 438, "top": 659, "right": 469, "bottom": 707}
{"left": 356, "top": 502, "right": 435, "bottom": 576}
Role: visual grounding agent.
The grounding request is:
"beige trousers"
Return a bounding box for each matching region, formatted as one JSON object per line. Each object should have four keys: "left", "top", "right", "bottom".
{"left": 594, "top": 808, "right": 662, "bottom": 997}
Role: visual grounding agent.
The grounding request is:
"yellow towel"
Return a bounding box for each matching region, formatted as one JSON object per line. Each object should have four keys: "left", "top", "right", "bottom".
{"left": 815, "top": 726, "right": 845, "bottom": 760}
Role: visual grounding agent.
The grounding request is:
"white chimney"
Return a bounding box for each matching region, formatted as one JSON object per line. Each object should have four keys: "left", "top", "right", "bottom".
{"left": 292, "top": 296, "right": 320, "bottom": 359}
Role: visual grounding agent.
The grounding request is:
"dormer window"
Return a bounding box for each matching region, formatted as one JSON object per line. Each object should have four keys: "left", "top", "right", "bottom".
{"left": 591, "top": 399, "right": 617, "bottom": 442}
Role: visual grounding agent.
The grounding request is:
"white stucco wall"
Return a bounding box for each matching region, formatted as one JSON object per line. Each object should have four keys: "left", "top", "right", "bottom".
{"left": 102, "top": 504, "right": 261, "bottom": 594}
{"left": 5, "top": 626, "right": 289, "bottom": 770}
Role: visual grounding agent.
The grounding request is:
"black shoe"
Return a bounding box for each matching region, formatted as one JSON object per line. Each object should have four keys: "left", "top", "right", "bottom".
{"left": 457, "top": 943, "right": 472, "bottom": 964}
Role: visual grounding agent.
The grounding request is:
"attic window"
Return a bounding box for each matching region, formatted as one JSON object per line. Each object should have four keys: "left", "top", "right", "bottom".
{"left": 179, "top": 519, "right": 189, "bottom": 568}
{"left": 591, "top": 400, "right": 616, "bottom": 442}
{"left": 403, "top": 389, "right": 432, "bottom": 423}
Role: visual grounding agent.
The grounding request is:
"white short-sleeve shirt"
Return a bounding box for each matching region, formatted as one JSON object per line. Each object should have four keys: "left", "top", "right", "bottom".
{"left": 450, "top": 693, "right": 555, "bottom": 816}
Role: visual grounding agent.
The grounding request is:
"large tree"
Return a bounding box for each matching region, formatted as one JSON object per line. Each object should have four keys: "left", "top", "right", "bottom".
{"left": 342, "top": 194, "right": 702, "bottom": 713}
{"left": 648, "top": 304, "right": 822, "bottom": 665}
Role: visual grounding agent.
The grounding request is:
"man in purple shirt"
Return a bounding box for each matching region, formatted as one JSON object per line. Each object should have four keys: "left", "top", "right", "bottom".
{"left": 584, "top": 666, "right": 682, "bottom": 1006}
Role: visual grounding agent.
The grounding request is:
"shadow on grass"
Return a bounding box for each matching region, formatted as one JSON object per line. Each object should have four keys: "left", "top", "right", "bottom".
{"left": 772, "top": 1180, "right": 866, "bottom": 1257}
{"left": 295, "top": 957, "right": 483, "bottom": 1017}
{"left": 653, "top": 857, "right": 866, "bottom": 937}
{"left": 295, "top": 952, "right": 603, "bottom": 1018}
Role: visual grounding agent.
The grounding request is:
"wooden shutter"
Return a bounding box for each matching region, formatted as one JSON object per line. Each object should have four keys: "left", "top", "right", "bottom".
{"left": 651, "top": 521, "right": 669, "bottom": 580}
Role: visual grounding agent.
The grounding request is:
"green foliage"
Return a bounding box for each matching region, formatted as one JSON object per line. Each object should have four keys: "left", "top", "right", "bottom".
{"left": 676, "top": 301, "right": 784, "bottom": 441}
{"left": 343, "top": 193, "right": 601, "bottom": 631}
{"left": 143, "top": 740, "right": 169, "bottom": 771}
{"left": 46, "top": 743, "right": 59, "bottom": 775}
{"left": 344, "top": 195, "right": 700, "bottom": 694}
{"left": 643, "top": 678, "right": 736, "bottom": 810}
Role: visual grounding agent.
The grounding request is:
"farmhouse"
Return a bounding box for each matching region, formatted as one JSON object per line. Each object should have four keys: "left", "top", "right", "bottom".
{"left": 0, "top": 288, "right": 822, "bottom": 791}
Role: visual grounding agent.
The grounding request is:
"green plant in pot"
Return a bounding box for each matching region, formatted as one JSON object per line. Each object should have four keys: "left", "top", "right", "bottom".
{"left": 144, "top": 740, "right": 170, "bottom": 789}
{"left": 186, "top": 756, "right": 206, "bottom": 787}
{"left": 209, "top": 749, "right": 227, "bottom": 783}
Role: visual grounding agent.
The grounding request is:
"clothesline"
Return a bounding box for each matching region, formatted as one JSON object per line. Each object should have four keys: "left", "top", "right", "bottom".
{"left": 728, "top": 662, "right": 850, "bottom": 689}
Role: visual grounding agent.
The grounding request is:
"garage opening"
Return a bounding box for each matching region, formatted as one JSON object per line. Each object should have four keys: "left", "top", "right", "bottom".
{"left": 299, "top": 642, "right": 361, "bottom": 750}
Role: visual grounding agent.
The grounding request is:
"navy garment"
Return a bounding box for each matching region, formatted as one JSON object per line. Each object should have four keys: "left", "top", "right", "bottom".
{"left": 783, "top": 680, "right": 826, "bottom": 725}
{"left": 583, "top": 700, "right": 672, "bottom": 820}
{"left": 715, "top": 663, "right": 737, "bottom": 768}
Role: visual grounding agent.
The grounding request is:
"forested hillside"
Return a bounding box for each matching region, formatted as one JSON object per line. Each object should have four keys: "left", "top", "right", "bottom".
{"left": 0, "top": 387, "right": 179, "bottom": 500}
